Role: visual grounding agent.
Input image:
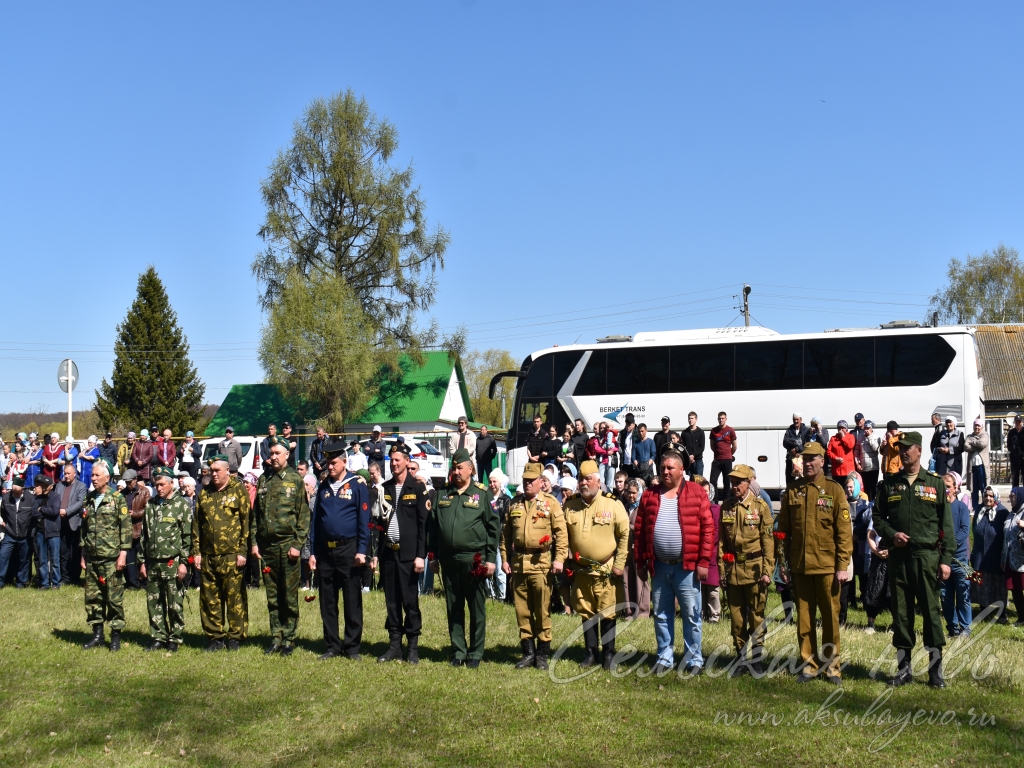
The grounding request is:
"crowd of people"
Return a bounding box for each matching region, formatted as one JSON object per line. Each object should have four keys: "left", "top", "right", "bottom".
{"left": 1, "top": 409, "right": 1023, "bottom": 685}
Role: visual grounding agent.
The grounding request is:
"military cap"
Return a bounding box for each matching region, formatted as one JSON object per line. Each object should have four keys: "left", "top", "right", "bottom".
{"left": 451, "top": 448, "right": 472, "bottom": 465}
{"left": 207, "top": 453, "right": 230, "bottom": 465}
{"left": 896, "top": 431, "right": 923, "bottom": 447}
{"left": 579, "top": 459, "right": 600, "bottom": 477}
{"left": 522, "top": 462, "right": 543, "bottom": 481}
{"left": 34, "top": 475, "right": 53, "bottom": 489}
{"left": 321, "top": 437, "right": 348, "bottom": 458}
{"left": 728, "top": 464, "right": 754, "bottom": 480}
{"left": 801, "top": 442, "right": 826, "bottom": 457}
{"left": 267, "top": 436, "right": 289, "bottom": 448}
{"left": 153, "top": 466, "right": 175, "bottom": 479}
{"left": 12, "top": 476, "right": 25, "bottom": 488}
{"left": 389, "top": 442, "right": 410, "bottom": 456}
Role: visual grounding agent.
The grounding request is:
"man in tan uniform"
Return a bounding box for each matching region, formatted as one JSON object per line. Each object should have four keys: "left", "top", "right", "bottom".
{"left": 501, "top": 462, "right": 568, "bottom": 670}
{"left": 777, "top": 442, "right": 853, "bottom": 683}
{"left": 563, "top": 460, "right": 630, "bottom": 670}
{"left": 719, "top": 464, "right": 775, "bottom": 677}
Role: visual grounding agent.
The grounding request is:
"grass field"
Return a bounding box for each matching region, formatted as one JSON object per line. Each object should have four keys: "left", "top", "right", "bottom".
{"left": 1, "top": 585, "right": 1022, "bottom": 767}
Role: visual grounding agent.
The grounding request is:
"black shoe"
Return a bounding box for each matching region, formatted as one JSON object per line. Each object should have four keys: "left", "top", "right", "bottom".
{"left": 280, "top": 644, "right": 294, "bottom": 657}
{"left": 205, "top": 639, "right": 226, "bottom": 653}
{"left": 378, "top": 639, "right": 403, "bottom": 663}
{"left": 650, "top": 661, "right": 673, "bottom": 676}
{"left": 534, "top": 640, "right": 550, "bottom": 671}
{"left": 450, "top": 658, "right": 465, "bottom": 667}
{"left": 109, "top": 631, "right": 121, "bottom": 652}
{"left": 729, "top": 657, "right": 749, "bottom": 678}
{"left": 927, "top": 647, "right": 945, "bottom": 689}
{"left": 465, "top": 659, "right": 481, "bottom": 669}
{"left": 167, "top": 642, "right": 179, "bottom": 653}
{"left": 406, "top": 638, "right": 419, "bottom": 665}
{"left": 580, "top": 620, "right": 600, "bottom": 668}
{"left": 83, "top": 624, "right": 105, "bottom": 650}
{"left": 579, "top": 648, "right": 599, "bottom": 668}
{"left": 345, "top": 651, "right": 361, "bottom": 661}
{"left": 226, "top": 639, "right": 240, "bottom": 651}
{"left": 602, "top": 647, "right": 617, "bottom": 672}
{"left": 144, "top": 641, "right": 166, "bottom": 652}
{"left": 825, "top": 675, "right": 842, "bottom": 685}
{"left": 265, "top": 643, "right": 282, "bottom": 655}
{"left": 318, "top": 650, "right": 341, "bottom": 660}
{"left": 515, "top": 638, "right": 536, "bottom": 670}
{"left": 750, "top": 660, "right": 767, "bottom": 678}
{"left": 796, "top": 672, "right": 816, "bottom": 683}
{"left": 683, "top": 664, "right": 703, "bottom": 677}
{"left": 889, "top": 649, "right": 914, "bottom": 687}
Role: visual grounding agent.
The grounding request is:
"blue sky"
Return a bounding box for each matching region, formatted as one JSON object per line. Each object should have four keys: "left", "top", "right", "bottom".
{"left": 2, "top": 2, "right": 1022, "bottom": 415}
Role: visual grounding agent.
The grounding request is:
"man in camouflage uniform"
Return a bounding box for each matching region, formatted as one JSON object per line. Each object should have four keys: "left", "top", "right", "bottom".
{"left": 251, "top": 437, "right": 310, "bottom": 656}
{"left": 718, "top": 464, "right": 775, "bottom": 677}
{"left": 192, "top": 454, "right": 251, "bottom": 651}
{"left": 500, "top": 462, "right": 568, "bottom": 670}
{"left": 140, "top": 466, "right": 192, "bottom": 652}
{"left": 80, "top": 460, "right": 132, "bottom": 651}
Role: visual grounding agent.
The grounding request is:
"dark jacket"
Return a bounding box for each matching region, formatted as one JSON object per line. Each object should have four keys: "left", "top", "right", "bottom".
{"left": 55, "top": 478, "right": 88, "bottom": 532}
{"left": 475, "top": 435, "right": 497, "bottom": 471}
{"left": 525, "top": 429, "right": 545, "bottom": 462}
{"left": 32, "top": 489, "right": 62, "bottom": 538}
{"left": 379, "top": 475, "right": 430, "bottom": 562}
{"left": 971, "top": 505, "right": 1009, "bottom": 573}
{"left": 1009, "top": 427, "right": 1024, "bottom": 462}
{"left": 1, "top": 491, "right": 36, "bottom": 539}
{"left": 783, "top": 424, "right": 811, "bottom": 455}
{"left": 680, "top": 426, "right": 706, "bottom": 461}
{"left": 98, "top": 440, "right": 118, "bottom": 466}
{"left": 540, "top": 437, "right": 562, "bottom": 466}
{"left": 129, "top": 440, "right": 155, "bottom": 480}
{"left": 309, "top": 436, "right": 327, "bottom": 475}
{"left": 571, "top": 432, "right": 589, "bottom": 468}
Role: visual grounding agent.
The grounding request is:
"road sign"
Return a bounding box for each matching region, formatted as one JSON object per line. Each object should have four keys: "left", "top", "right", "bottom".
{"left": 58, "top": 359, "right": 79, "bottom": 393}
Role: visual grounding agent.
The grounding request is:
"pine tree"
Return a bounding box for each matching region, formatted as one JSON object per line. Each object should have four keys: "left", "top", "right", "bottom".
{"left": 95, "top": 267, "right": 206, "bottom": 434}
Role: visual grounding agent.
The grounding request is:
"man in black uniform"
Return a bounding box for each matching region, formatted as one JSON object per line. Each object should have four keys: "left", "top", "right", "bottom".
{"left": 308, "top": 438, "right": 369, "bottom": 660}
{"left": 377, "top": 445, "right": 430, "bottom": 664}
{"left": 525, "top": 416, "right": 545, "bottom": 464}
{"left": 1009, "top": 416, "right": 1024, "bottom": 487}
{"left": 654, "top": 416, "right": 673, "bottom": 462}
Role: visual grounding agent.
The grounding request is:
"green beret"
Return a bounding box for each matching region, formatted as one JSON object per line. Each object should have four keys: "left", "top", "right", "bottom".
{"left": 268, "top": 436, "right": 288, "bottom": 448}
{"left": 208, "top": 453, "right": 230, "bottom": 465}
{"left": 355, "top": 469, "right": 371, "bottom": 482}
{"left": 451, "top": 448, "right": 472, "bottom": 466}
{"left": 12, "top": 476, "right": 25, "bottom": 488}
{"left": 153, "top": 466, "right": 175, "bottom": 479}
{"left": 897, "top": 431, "right": 923, "bottom": 448}
{"left": 94, "top": 458, "right": 114, "bottom": 477}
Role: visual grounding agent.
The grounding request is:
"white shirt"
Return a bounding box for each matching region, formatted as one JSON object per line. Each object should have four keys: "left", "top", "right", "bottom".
{"left": 347, "top": 452, "right": 368, "bottom": 472}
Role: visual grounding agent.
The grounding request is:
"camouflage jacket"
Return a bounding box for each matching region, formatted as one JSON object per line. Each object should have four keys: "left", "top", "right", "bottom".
{"left": 252, "top": 466, "right": 310, "bottom": 551}
{"left": 191, "top": 477, "right": 250, "bottom": 557}
{"left": 81, "top": 487, "right": 132, "bottom": 560}
{"left": 141, "top": 490, "right": 193, "bottom": 563}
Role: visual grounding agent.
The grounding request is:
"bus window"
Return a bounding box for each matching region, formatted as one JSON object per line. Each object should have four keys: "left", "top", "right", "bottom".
{"left": 805, "top": 338, "right": 874, "bottom": 389}
{"left": 607, "top": 347, "right": 669, "bottom": 394}
{"left": 575, "top": 350, "right": 606, "bottom": 396}
{"left": 670, "top": 344, "right": 734, "bottom": 392}
{"left": 876, "top": 335, "right": 955, "bottom": 387}
{"left": 736, "top": 340, "right": 802, "bottom": 390}
{"left": 521, "top": 355, "right": 553, "bottom": 398}
{"left": 518, "top": 400, "right": 550, "bottom": 429}
{"left": 553, "top": 350, "right": 585, "bottom": 395}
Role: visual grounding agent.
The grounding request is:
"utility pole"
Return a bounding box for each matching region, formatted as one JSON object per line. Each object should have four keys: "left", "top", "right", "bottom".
{"left": 742, "top": 284, "right": 751, "bottom": 327}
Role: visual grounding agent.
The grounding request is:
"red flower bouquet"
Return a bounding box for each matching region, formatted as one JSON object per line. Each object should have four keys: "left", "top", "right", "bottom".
{"left": 470, "top": 552, "right": 489, "bottom": 578}
{"left": 538, "top": 535, "right": 551, "bottom": 546}
{"left": 722, "top": 552, "right": 736, "bottom": 563}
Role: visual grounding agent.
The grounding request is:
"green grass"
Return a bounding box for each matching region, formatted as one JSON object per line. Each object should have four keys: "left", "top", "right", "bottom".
{"left": 1, "top": 585, "right": 1022, "bottom": 767}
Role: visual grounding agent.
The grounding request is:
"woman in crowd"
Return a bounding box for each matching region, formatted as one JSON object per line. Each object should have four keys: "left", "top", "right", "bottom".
{"left": 935, "top": 416, "right": 965, "bottom": 476}
{"left": 301, "top": 474, "right": 318, "bottom": 591}
{"left": 695, "top": 474, "right": 721, "bottom": 625}
{"left": 558, "top": 427, "right": 574, "bottom": 470}
{"left": 880, "top": 420, "right": 903, "bottom": 477}
{"left": 1002, "top": 487, "right": 1024, "bottom": 626}
{"left": 971, "top": 486, "right": 1010, "bottom": 623}
{"left": 846, "top": 472, "right": 872, "bottom": 617}
{"left": 941, "top": 472, "right": 973, "bottom": 636}
{"left": 488, "top": 467, "right": 511, "bottom": 602}
{"left": 540, "top": 425, "right": 562, "bottom": 468}
{"left": 860, "top": 420, "right": 882, "bottom": 500}
{"left": 863, "top": 514, "right": 890, "bottom": 633}
{"left": 620, "top": 477, "right": 649, "bottom": 619}
{"left": 964, "top": 418, "right": 989, "bottom": 510}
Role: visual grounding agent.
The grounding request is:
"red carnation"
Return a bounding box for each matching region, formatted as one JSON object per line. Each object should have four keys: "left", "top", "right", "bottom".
{"left": 262, "top": 566, "right": 272, "bottom": 574}
{"left": 167, "top": 559, "right": 175, "bottom": 567}
{"left": 538, "top": 535, "right": 551, "bottom": 545}
{"left": 575, "top": 551, "right": 581, "bottom": 561}
{"left": 304, "top": 594, "right": 317, "bottom": 602}
{"left": 427, "top": 552, "right": 435, "bottom": 561}
{"left": 722, "top": 552, "right": 736, "bottom": 563}
{"left": 470, "top": 552, "right": 488, "bottom": 578}
{"left": 773, "top": 531, "right": 786, "bottom": 541}
{"left": 98, "top": 576, "right": 106, "bottom": 585}
{"left": 187, "top": 556, "right": 195, "bottom": 565}
{"left": 564, "top": 568, "right": 574, "bottom": 578}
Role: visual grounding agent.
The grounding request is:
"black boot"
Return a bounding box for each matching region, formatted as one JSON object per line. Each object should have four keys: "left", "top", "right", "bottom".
{"left": 144, "top": 640, "right": 166, "bottom": 652}
{"left": 515, "top": 638, "right": 536, "bottom": 669}
{"left": 600, "top": 618, "right": 617, "bottom": 671}
{"left": 109, "top": 630, "right": 121, "bottom": 652}
{"left": 927, "top": 647, "right": 946, "bottom": 689}
{"left": 535, "top": 640, "right": 550, "bottom": 671}
{"left": 377, "top": 637, "right": 403, "bottom": 663}
{"left": 406, "top": 636, "right": 419, "bottom": 665}
{"left": 83, "top": 624, "right": 104, "bottom": 650}
{"left": 579, "top": 622, "right": 600, "bottom": 668}
{"left": 889, "top": 649, "right": 914, "bottom": 687}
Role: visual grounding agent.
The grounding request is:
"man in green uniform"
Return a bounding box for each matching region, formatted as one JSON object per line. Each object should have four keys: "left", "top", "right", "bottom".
{"left": 872, "top": 431, "right": 954, "bottom": 688}
{"left": 191, "top": 454, "right": 251, "bottom": 651}
{"left": 718, "top": 464, "right": 775, "bottom": 677}
{"left": 777, "top": 442, "right": 852, "bottom": 683}
{"left": 500, "top": 462, "right": 569, "bottom": 670}
{"left": 563, "top": 460, "right": 630, "bottom": 671}
{"left": 80, "top": 460, "right": 132, "bottom": 651}
{"left": 139, "top": 466, "right": 192, "bottom": 652}
{"left": 428, "top": 448, "right": 499, "bottom": 668}
{"left": 251, "top": 437, "right": 311, "bottom": 656}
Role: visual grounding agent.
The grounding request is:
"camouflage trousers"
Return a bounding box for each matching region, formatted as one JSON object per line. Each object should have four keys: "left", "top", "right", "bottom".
{"left": 262, "top": 541, "right": 301, "bottom": 643}
{"left": 200, "top": 554, "right": 248, "bottom": 641}
{"left": 84, "top": 558, "right": 126, "bottom": 630}
{"left": 145, "top": 559, "right": 186, "bottom": 643}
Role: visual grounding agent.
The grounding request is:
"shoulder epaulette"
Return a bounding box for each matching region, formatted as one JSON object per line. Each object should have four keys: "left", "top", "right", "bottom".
{"left": 926, "top": 469, "right": 939, "bottom": 477}
{"left": 475, "top": 482, "right": 488, "bottom": 490}
{"left": 603, "top": 492, "right": 617, "bottom": 500}
{"left": 355, "top": 475, "right": 366, "bottom": 484}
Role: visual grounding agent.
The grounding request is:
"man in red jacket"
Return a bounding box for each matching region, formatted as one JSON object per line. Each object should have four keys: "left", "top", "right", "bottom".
{"left": 635, "top": 450, "right": 714, "bottom": 675}
{"left": 827, "top": 421, "right": 856, "bottom": 485}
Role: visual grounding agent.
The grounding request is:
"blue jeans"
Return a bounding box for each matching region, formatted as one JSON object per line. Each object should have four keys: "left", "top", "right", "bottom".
{"left": 36, "top": 534, "right": 61, "bottom": 587}
{"left": 602, "top": 463, "right": 617, "bottom": 490}
{"left": 650, "top": 560, "right": 703, "bottom": 668}
{"left": 971, "top": 464, "right": 987, "bottom": 511}
{"left": 486, "top": 549, "right": 506, "bottom": 600}
{"left": 942, "top": 560, "right": 972, "bottom": 633}
{"left": 0, "top": 536, "right": 31, "bottom": 587}
{"left": 690, "top": 459, "right": 705, "bottom": 479}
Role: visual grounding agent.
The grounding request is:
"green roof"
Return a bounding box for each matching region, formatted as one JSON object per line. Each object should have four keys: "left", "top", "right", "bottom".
{"left": 353, "top": 351, "right": 473, "bottom": 424}
{"left": 203, "top": 384, "right": 299, "bottom": 437}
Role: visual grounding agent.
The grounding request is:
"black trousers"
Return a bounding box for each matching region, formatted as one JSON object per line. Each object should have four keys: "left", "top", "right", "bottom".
{"left": 710, "top": 459, "right": 733, "bottom": 502}
{"left": 380, "top": 547, "right": 422, "bottom": 640}
{"left": 1013, "top": 457, "right": 1022, "bottom": 488}
{"left": 124, "top": 537, "right": 142, "bottom": 588}
{"left": 59, "top": 521, "right": 82, "bottom": 585}
{"left": 317, "top": 538, "right": 363, "bottom": 656}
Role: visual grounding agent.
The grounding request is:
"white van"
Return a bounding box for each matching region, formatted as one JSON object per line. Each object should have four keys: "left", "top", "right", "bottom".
{"left": 197, "top": 436, "right": 264, "bottom": 477}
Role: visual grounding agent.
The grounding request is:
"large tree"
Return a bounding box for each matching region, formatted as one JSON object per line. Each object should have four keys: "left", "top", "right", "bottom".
{"left": 252, "top": 90, "right": 450, "bottom": 348}
{"left": 461, "top": 348, "right": 519, "bottom": 428}
{"left": 928, "top": 244, "right": 1024, "bottom": 324}
{"left": 95, "top": 267, "right": 206, "bottom": 434}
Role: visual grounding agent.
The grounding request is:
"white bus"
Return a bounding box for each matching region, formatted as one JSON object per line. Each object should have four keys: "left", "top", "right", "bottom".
{"left": 492, "top": 324, "right": 983, "bottom": 494}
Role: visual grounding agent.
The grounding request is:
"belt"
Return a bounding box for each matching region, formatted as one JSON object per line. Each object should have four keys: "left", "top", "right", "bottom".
{"left": 388, "top": 542, "right": 401, "bottom": 551}
{"left": 517, "top": 547, "right": 548, "bottom": 554}
{"left": 325, "top": 537, "right": 353, "bottom": 548}
{"left": 727, "top": 550, "right": 764, "bottom": 564}
{"left": 658, "top": 557, "right": 683, "bottom": 566}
